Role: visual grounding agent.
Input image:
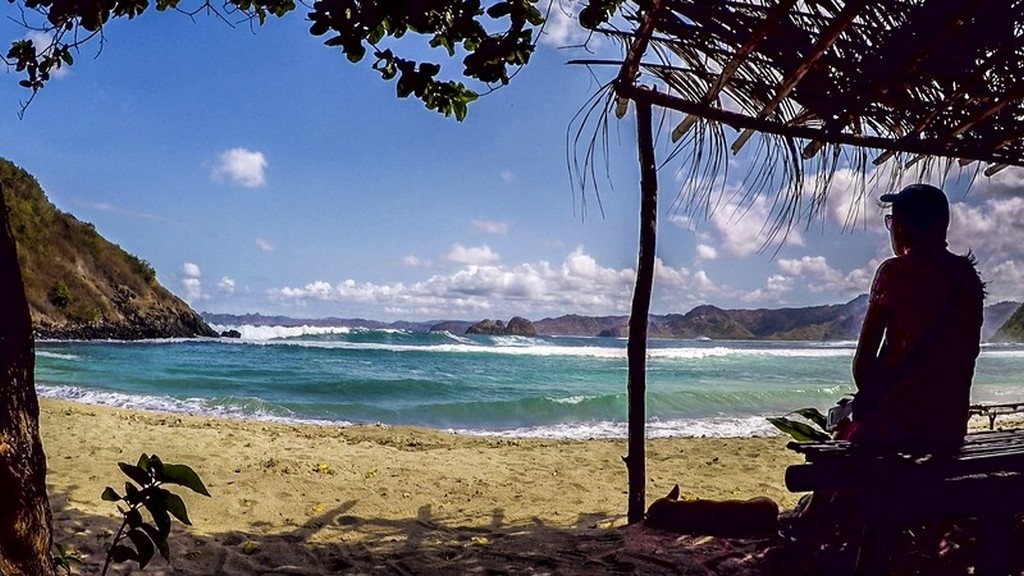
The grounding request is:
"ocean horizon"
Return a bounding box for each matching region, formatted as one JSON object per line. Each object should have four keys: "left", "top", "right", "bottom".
{"left": 34, "top": 324, "right": 1024, "bottom": 440}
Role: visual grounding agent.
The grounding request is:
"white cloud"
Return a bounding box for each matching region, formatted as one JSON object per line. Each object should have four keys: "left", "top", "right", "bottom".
{"left": 402, "top": 255, "right": 429, "bottom": 268}
{"left": 984, "top": 260, "right": 1024, "bottom": 302}
{"left": 179, "top": 262, "right": 204, "bottom": 302}
{"left": 695, "top": 244, "right": 718, "bottom": 262}
{"left": 217, "top": 277, "right": 235, "bottom": 293}
{"left": 539, "top": 1, "right": 591, "bottom": 47}
{"left": 255, "top": 238, "right": 276, "bottom": 253}
{"left": 181, "top": 262, "right": 201, "bottom": 278}
{"left": 975, "top": 166, "right": 1024, "bottom": 195}
{"left": 211, "top": 148, "right": 267, "bottom": 188}
{"left": 446, "top": 244, "right": 501, "bottom": 265}
{"left": 706, "top": 195, "right": 805, "bottom": 258}
{"left": 500, "top": 170, "right": 515, "bottom": 185}
{"left": 472, "top": 220, "right": 511, "bottom": 235}
{"left": 269, "top": 246, "right": 720, "bottom": 318}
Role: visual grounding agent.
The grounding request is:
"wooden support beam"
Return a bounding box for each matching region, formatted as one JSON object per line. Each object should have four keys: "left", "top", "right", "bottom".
{"left": 626, "top": 97, "right": 658, "bottom": 525}
{"left": 615, "top": 84, "right": 1024, "bottom": 169}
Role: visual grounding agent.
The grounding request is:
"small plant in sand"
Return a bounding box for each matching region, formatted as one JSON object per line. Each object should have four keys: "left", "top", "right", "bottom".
{"left": 52, "top": 542, "right": 82, "bottom": 575}
{"left": 99, "top": 453, "right": 211, "bottom": 575}
{"left": 767, "top": 407, "right": 831, "bottom": 442}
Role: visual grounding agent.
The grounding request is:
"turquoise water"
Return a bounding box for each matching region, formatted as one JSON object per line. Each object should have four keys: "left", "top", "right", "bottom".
{"left": 33, "top": 326, "right": 1024, "bottom": 439}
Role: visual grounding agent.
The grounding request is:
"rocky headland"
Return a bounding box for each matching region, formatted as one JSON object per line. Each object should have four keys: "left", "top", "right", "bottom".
{"left": 2, "top": 158, "right": 217, "bottom": 340}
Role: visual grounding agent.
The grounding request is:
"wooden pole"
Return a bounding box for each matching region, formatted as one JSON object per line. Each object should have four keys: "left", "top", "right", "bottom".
{"left": 625, "top": 98, "right": 658, "bottom": 524}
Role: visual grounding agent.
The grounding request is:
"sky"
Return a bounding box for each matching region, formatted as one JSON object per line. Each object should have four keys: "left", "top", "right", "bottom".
{"left": 3, "top": 4, "right": 1024, "bottom": 322}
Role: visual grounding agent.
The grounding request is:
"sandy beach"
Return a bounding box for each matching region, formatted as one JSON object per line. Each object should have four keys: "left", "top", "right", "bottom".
{"left": 41, "top": 398, "right": 1024, "bottom": 575}
{"left": 40, "top": 398, "right": 809, "bottom": 575}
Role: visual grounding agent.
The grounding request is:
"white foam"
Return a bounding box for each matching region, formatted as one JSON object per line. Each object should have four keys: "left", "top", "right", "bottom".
{"left": 209, "top": 324, "right": 357, "bottom": 341}
{"left": 36, "top": 351, "right": 80, "bottom": 360}
{"left": 449, "top": 416, "right": 779, "bottom": 440}
{"left": 548, "top": 395, "right": 597, "bottom": 404}
{"left": 36, "top": 384, "right": 352, "bottom": 427}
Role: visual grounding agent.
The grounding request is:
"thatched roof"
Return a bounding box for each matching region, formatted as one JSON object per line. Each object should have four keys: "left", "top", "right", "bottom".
{"left": 572, "top": 0, "right": 1024, "bottom": 229}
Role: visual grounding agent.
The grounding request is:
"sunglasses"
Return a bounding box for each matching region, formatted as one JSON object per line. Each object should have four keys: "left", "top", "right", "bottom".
{"left": 884, "top": 214, "right": 893, "bottom": 230}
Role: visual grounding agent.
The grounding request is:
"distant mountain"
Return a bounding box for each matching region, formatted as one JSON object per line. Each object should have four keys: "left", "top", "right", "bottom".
{"left": 984, "top": 301, "right": 1022, "bottom": 342}
{"left": 205, "top": 295, "right": 1019, "bottom": 342}
{"left": 992, "top": 302, "right": 1024, "bottom": 343}
{"left": 533, "top": 295, "right": 870, "bottom": 340}
{"left": 2, "top": 159, "right": 217, "bottom": 339}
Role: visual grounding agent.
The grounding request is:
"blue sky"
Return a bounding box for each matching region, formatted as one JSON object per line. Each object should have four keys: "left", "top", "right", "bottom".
{"left": 3, "top": 5, "right": 1024, "bottom": 322}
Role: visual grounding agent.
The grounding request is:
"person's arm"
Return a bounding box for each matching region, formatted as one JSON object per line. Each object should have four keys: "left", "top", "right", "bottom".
{"left": 853, "top": 300, "right": 886, "bottom": 391}
{"left": 853, "top": 262, "right": 891, "bottom": 391}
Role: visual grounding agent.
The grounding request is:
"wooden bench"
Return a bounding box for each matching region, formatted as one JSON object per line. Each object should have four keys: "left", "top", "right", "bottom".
{"left": 970, "top": 402, "right": 1024, "bottom": 430}
{"left": 785, "top": 429, "right": 1024, "bottom": 576}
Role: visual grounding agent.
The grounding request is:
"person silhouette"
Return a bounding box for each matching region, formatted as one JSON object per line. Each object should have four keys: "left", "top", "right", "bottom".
{"left": 840, "top": 184, "right": 986, "bottom": 454}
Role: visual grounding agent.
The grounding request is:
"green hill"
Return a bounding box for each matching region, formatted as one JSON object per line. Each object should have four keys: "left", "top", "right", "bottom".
{"left": 992, "top": 302, "right": 1024, "bottom": 343}
{"left": 1, "top": 158, "right": 217, "bottom": 339}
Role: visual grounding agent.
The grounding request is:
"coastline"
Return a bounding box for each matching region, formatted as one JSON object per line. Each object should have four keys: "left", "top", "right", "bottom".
{"left": 40, "top": 398, "right": 805, "bottom": 574}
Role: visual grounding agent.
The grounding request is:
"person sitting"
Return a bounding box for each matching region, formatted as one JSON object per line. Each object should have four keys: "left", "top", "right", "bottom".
{"left": 787, "top": 184, "right": 986, "bottom": 545}
{"left": 840, "top": 183, "right": 986, "bottom": 454}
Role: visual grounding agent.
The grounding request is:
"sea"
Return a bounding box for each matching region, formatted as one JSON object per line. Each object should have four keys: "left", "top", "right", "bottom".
{"left": 33, "top": 326, "right": 1024, "bottom": 440}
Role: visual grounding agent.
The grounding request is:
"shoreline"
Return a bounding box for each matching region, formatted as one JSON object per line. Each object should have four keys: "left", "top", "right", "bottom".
{"left": 39, "top": 397, "right": 805, "bottom": 574}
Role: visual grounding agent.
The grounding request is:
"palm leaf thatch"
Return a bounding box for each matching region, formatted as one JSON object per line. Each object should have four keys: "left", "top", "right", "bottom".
{"left": 570, "top": 0, "right": 1024, "bottom": 524}
{"left": 571, "top": 0, "right": 1024, "bottom": 234}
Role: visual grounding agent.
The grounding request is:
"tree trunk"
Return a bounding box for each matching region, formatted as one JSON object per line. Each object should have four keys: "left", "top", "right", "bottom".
{"left": 625, "top": 99, "right": 658, "bottom": 524}
{"left": 0, "top": 182, "right": 54, "bottom": 574}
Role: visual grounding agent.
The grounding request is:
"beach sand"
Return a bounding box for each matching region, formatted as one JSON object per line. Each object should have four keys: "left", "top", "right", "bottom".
{"left": 40, "top": 399, "right": 1021, "bottom": 575}
{"left": 40, "top": 399, "right": 806, "bottom": 575}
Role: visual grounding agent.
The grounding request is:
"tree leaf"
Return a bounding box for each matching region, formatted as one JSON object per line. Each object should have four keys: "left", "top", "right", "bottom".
{"left": 126, "top": 508, "right": 143, "bottom": 528}
{"left": 785, "top": 407, "right": 829, "bottom": 431}
{"left": 163, "top": 490, "right": 192, "bottom": 525}
{"left": 119, "top": 462, "right": 152, "bottom": 487}
{"left": 766, "top": 417, "right": 831, "bottom": 442}
{"left": 137, "top": 453, "right": 151, "bottom": 471}
{"left": 143, "top": 497, "right": 171, "bottom": 537}
{"left": 139, "top": 523, "right": 170, "bottom": 561}
{"left": 101, "top": 486, "right": 121, "bottom": 502}
{"left": 159, "top": 463, "right": 211, "bottom": 496}
{"left": 107, "top": 544, "right": 138, "bottom": 564}
{"left": 127, "top": 528, "right": 156, "bottom": 569}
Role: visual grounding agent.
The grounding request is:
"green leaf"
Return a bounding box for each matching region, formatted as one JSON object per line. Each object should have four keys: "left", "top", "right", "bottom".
{"left": 159, "top": 463, "right": 211, "bottom": 496}
{"left": 785, "top": 407, "right": 829, "bottom": 431}
{"left": 137, "top": 453, "right": 151, "bottom": 471}
{"left": 107, "top": 544, "right": 138, "bottom": 564}
{"left": 101, "top": 486, "right": 121, "bottom": 502}
{"left": 766, "top": 417, "right": 831, "bottom": 442}
{"left": 126, "top": 508, "right": 143, "bottom": 528}
{"left": 119, "top": 463, "right": 152, "bottom": 487}
{"left": 127, "top": 528, "right": 156, "bottom": 569}
{"left": 139, "top": 523, "right": 170, "bottom": 561}
{"left": 162, "top": 490, "right": 192, "bottom": 525}
{"left": 143, "top": 497, "right": 171, "bottom": 537}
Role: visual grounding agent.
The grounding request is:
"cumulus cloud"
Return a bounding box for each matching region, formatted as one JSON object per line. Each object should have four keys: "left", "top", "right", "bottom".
{"left": 211, "top": 148, "right": 267, "bottom": 188}
{"left": 402, "top": 255, "right": 430, "bottom": 268}
{"left": 217, "top": 277, "right": 235, "bottom": 293}
{"left": 255, "top": 238, "right": 276, "bottom": 253}
{"left": 539, "top": 1, "right": 591, "bottom": 47}
{"left": 706, "top": 195, "right": 805, "bottom": 258}
{"left": 974, "top": 166, "right": 1024, "bottom": 196}
{"left": 472, "top": 220, "right": 511, "bottom": 235}
{"left": 446, "top": 244, "right": 501, "bottom": 265}
{"left": 695, "top": 244, "right": 718, "bottom": 262}
{"left": 180, "top": 262, "right": 203, "bottom": 302}
{"left": 269, "top": 246, "right": 720, "bottom": 318}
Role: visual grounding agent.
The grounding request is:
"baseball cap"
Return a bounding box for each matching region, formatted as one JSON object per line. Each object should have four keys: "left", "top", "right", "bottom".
{"left": 880, "top": 184, "right": 950, "bottom": 230}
